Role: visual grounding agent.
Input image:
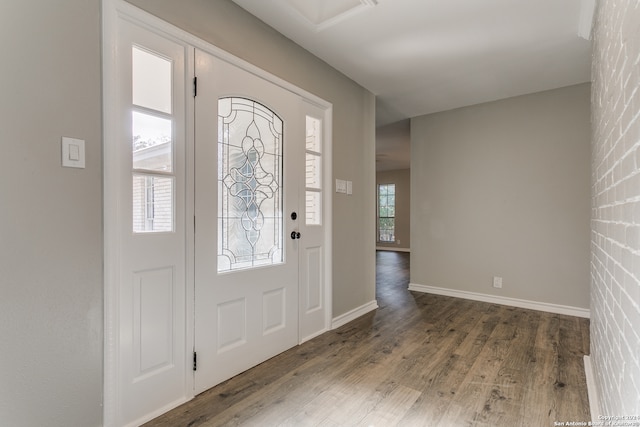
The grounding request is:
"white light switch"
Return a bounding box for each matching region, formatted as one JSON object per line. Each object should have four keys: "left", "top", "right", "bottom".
{"left": 69, "top": 144, "right": 80, "bottom": 161}
{"left": 336, "top": 179, "right": 347, "bottom": 194}
{"left": 62, "top": 137, "right": 85, "bottom": 169}
{"left": 346, "top": 180, "right": 353, "bottom": 195}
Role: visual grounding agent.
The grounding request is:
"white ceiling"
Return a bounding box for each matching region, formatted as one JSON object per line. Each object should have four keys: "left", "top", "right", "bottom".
{"left": 232, "top": 0, "right": 593, "bottom": 170}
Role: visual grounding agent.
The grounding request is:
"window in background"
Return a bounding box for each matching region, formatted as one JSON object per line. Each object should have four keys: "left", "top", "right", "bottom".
{"left": 378, "top": 184, "right": 395, "bottom": 242}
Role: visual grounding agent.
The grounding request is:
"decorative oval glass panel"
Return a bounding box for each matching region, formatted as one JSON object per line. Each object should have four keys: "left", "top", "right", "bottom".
{"left": 217, "top": 97, "right": 284, "bottom": 272}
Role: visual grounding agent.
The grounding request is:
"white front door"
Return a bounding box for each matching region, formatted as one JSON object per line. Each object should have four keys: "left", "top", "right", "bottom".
{"left": 194, "top": 50, "right": 304, "bottom": 392}
{"left": 106, "top": 7, "right": 332, "bottom": 422}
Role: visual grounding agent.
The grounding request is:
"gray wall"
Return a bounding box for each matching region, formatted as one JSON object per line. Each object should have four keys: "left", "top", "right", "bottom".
{"left": 591, "top": 0, "right": 640, "bottom": 415}
{"left": 0, "top": 1, "right": 103, "bottom": 426}
{"left": 410, "top": 83, "right": 591, "bottom": 309}
{"left": 376, "top": 169, "right": 410, "bottom": 250}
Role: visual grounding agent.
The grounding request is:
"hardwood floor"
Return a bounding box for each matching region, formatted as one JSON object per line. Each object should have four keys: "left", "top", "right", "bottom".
{"left": 145, "top": 251, "right": 590, "bottom": 426}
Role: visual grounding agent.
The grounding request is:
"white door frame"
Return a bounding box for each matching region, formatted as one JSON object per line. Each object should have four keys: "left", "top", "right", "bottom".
{"left": 102, "top": 1, "right": 333, "bottom": 425}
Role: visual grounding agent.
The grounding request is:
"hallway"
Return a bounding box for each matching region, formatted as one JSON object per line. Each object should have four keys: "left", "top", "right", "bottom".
{"left": 146, "top": 251, "right": 590, "bottom": 426}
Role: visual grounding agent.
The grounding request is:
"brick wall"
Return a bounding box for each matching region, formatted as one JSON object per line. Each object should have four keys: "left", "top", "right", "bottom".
{"left": 591, "top": 0, "right": 640, "bottom": 417}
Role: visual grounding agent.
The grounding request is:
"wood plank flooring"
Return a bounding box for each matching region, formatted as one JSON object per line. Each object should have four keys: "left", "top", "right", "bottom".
{"left": 145, "top": 251, "right": 590, "bottom": 426}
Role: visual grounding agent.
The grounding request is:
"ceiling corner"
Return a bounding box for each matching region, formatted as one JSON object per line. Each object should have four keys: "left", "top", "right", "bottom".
{"left": 281, "top": 0, "right": 379, "bottom": 32}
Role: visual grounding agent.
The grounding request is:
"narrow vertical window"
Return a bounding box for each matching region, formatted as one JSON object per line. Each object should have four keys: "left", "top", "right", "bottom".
{"left": 218, "top": 97, "right": 284, "bottom": 272}
{"left": 131, "top": 46, "right": 175, "bottom": 233}
{"left": 144, "top": 176, "right": 155, "bottom": 230}
{"left": 305, "top": 116, "right": 322, "bottom": 225}
{"left": 378, "top": 184, "right": 395, "bottom": 242}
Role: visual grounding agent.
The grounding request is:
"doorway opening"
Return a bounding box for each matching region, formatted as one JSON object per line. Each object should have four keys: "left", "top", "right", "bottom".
{"left": 375, "top": 119, "right": 411, "bottom": 298}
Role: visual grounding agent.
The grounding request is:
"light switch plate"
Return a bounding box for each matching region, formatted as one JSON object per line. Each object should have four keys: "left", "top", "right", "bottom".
{"left": 336, "top": 179, "right": 347, "bottom": 193}
{"left": 62, "top": 137, "right": 85, "bottom": 169}
{"left": 346, "top": 180, "right": 353, "bottom": 195}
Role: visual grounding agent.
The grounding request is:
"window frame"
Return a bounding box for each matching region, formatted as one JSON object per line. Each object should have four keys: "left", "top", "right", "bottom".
{"left": 377, "top": 183, "right": 396, "bottom": 243}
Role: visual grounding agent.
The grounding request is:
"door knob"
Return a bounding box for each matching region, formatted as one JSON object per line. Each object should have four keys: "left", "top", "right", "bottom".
{"left": 290, "top": 231, "right": 301, "bottom": 240}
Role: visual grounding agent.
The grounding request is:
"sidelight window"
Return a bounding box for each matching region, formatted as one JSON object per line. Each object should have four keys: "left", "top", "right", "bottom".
{"left": 305, "top": 115, "right": 322, "bottom": 225}
{"left": 131, "top": 46, "right": 175, "bottom": 233}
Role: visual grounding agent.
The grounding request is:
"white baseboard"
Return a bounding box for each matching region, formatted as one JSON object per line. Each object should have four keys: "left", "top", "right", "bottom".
{"left": 408, "top": 283, "right": 590, "bottom": 318}
{"left": 584, "top": 355, "right": 601, "bottom": 421}
{"left": 125, "top": 396, "right": 191, "bottom": 427}
{"left": 376, "top": 246, "right": 410, "bottom": 252}
{"left": 299, "top": 327, "right": 329, "bottom": 345}
{"left": 332, "top": 300, "right": 379, "bottom": 329}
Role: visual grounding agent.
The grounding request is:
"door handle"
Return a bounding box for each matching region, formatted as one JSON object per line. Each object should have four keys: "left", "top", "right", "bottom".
{"left": 290, "top": 231, "right": 301, "bottom": 240}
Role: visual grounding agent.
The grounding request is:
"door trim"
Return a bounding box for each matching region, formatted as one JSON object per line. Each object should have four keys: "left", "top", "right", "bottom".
{"left": 102, "top": 1, "right": 332, "bottom": 425}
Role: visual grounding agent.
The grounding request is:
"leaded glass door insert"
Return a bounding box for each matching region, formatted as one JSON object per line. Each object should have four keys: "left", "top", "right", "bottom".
{"left": 218, "top": 97, "right": 284, "bottom": 272}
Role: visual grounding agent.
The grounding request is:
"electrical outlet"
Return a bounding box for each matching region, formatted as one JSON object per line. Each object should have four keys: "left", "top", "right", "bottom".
{"left": 493, "top": 276, "right": 503, "bottom": 288}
